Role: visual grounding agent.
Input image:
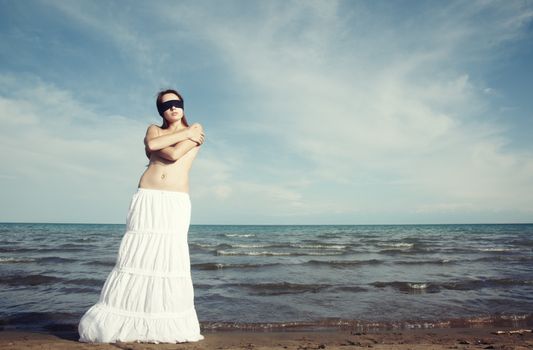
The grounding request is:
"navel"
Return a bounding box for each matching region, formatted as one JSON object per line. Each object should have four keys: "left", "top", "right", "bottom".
{"left": 161, "top": 173, "right": 166, "bottom": 180}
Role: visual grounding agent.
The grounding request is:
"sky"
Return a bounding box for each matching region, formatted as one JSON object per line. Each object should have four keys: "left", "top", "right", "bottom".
{"left": 1, "top": 0, "right": 532, "bottom": 225}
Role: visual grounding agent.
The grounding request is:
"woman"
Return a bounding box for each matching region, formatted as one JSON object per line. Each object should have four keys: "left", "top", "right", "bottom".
{"left": 78, "top": 89, "right": 205, "bottom": 344}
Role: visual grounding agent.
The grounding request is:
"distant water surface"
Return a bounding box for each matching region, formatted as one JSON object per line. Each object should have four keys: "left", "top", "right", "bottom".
{"left": 1, "top": 223, "right": 532, "bottom": 332}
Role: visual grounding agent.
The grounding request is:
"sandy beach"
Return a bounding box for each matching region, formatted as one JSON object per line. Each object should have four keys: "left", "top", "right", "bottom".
{"left": 1, "top": 327, "right": 532, "bottom": 350}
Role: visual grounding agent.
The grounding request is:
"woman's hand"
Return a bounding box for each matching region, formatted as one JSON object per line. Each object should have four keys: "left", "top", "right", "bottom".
{"left": 187, "top": 123, "right": 205, "bottom": 145}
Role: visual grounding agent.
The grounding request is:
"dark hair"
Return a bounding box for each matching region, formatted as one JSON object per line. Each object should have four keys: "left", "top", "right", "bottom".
{"left": 145, "top": 89, "right": 191, "bottom": 161}
{"left": 156, "top": 89, "right": 190, "bottom": 129}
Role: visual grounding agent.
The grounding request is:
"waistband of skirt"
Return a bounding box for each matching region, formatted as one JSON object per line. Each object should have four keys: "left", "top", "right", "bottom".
{"left": 136, "top": 187, "right": 190, "bottom": 198}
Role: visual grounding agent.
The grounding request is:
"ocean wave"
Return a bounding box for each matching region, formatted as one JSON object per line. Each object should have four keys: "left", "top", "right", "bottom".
{"left": 408, "top": 283, "right": 428, "bottom": 289}
{"left": 0, "top": 240, "right": 20, "bottom": 245}
{"left": 190, "top": 243, "right": 231, "bottom": 250}
{"left": 509, "top": 239, "right": 533, "bottom": 247}
{"left": 378, "top": 246, "right": 429, "bottom": 255}
{"left": 38, "top": 256, "right": 78, "bottom": 263}
{"left": 58, "top": 243, "right": 88, "bottom": 249}
{"left": 215, "top": 250, "right": 345, "bottom": 256}
{"left": 291, "top": 243, "right": 347, "bottom": 250}
{"left": 317, "top": 234, "right": 342, "bottom": 239}
{"left": 36, "top": 247, "right": 89, "bottom": 253}
{"left": 239, "top": 243, "right": 348, "bottom": 250}
{"left": 216, "top": 250, "right": 294, "bottom": 256}
{"left": 192, "top": 262, "right": 280, "bottom": 270}
{"left": 395, "top": 259, "right": 453, "bottom": 265}
{"left": 371, "top": 281, "right": 439, "bottom": 293}
{"left": 57, "top": 286, "right": 100, "bottom": 294}
{"left": 223, "top": 281, "right": 370, "bottom": 295}
{"left": 307, "top": 259, "right": 383, "bottom": 267}
{"left": 376, "top": 242, "right": 414, "bottom": 249}
{"left": 478, "top": 247, "right": 521, "bottom": 252}
{"left": 224, "top": 233, "right": 256, "bottom": 238}
{"left": 330, "top": 285, "right": 368, "bottom": 293}
{"left": 85, "top": 260, "right": 116, "bottom": 267}
{"left": 72, "top": 237, "right": 97, "bottom": 243}
{"left": 66, "top": 277, "right": 104, "bottom": 287}
{"left": 0, "top": 247, "right": 34, "bottom": 253}
{"left": 228, "top": 243, "right": 271, "bottom": 248}
{"left": 228, "top": 282, "right": 330, "bottom": 295}
{"left": 193, "top": 259, "right": 382, "bottom": 270}
{"left": 195, "top": 242, "right": 227, "bottom": 248}
{"left": 372, "top": 278, "right": 533, "bottom": 293}
{"left": 193, "top": 242, "right": 349, "bottom": 251}
{"left": 440, "top": 278, "right": 533, "bottom": 291}
{"left": 0, "top": 257, "right": 36, "bottom": 263}
{"left": 440, "top": 246, "right": 525, "bottom": 254}
{"left": 470, "top": 256, "right": 533, "bottom": 263}
{"left": 0, "top": 274, "right": 62, "bottom": 287}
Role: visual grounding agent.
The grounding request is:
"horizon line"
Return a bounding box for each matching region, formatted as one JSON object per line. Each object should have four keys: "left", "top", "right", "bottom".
{"left": 1, "top": 221, "right": 532, "bottom": 226}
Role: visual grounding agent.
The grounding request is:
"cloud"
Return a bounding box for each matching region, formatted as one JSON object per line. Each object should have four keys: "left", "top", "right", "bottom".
{"left": 1, "top": 0, "right": 532, "bottom": 223}
{"left": 155, "top": 1, "right": 533, "bottom": 217}
{"left": 0, "top": 73, "right": 149, "bottom": 222}
{"left": 45, "top": 0, "right": 158, "bottom": 76}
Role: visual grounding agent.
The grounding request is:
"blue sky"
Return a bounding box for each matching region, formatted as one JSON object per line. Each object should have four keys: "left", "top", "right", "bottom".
{"left": 1, "top": 0, "right": 532, "bottom": 224}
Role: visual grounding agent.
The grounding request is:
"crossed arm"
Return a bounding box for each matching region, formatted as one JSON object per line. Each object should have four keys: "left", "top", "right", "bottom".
{"left": 144, "top": 124, "right": 204, "bottom": 161}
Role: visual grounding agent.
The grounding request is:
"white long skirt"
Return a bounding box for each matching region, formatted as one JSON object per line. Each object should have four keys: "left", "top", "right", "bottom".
{"left": 78, "top": 187, "right": 204, "bottom": 343}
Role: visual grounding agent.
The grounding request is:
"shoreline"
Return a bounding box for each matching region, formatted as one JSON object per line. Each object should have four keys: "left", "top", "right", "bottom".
{"left": 199, "top": 313, "right": 533, "bottom": 331}
{"left": 2, "top": 313, "right": 532, "bottom": 334}
{"left": 1, "top": 327, "right": 532, "bottom": 349}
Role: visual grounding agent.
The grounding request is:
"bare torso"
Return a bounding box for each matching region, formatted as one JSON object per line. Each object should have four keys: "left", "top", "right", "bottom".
{"left": 137, "top": 126, "right": 200, "bottom": 193}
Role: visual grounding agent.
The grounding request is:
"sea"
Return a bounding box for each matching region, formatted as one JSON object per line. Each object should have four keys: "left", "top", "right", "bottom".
{"left": 1, "top": 223, "right": 532, "bottom": 333}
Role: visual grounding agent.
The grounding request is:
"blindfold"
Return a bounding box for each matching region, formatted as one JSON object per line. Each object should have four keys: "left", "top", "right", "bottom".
{"left": 158, "top": 99, "right": 184, "bottom": 117}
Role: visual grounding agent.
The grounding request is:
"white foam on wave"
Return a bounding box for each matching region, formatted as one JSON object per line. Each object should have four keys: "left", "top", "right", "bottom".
{"left": 479, "top": 247, "right": 518, "bottom": 252}
{"left": 292, "top": 244, "right": 347, "bottom": 250}
{"left": 215, "top": 250, "right": 345, "bottom": 256}
{"left": 216, "top": 250, "right": 293, "bottom": 256}
{"left": 225, "top": 234, "right": 256, "bottom": 238}
{"left": 231, "top": 244, "right": 272, "bottom": 248}
{"left": 228, "top": 243, "right": 347, "bottom": 250}
{"left": 407, "top": 283, "right": 428, "bottom": 289}
{"left": 377, "top": 242, "right": 414, "bottom": 249}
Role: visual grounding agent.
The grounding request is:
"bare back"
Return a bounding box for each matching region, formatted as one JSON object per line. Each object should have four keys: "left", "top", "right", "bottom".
{"left": 137, "top": 126, "right": 200, "bottom": 193}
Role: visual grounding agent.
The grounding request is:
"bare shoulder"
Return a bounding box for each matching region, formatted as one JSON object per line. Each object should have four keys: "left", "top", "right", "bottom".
{"left": 145, "top": 123, "right": 161, "bottom": 138}
{"left": 147, "top": 123, "right": 161, "bottom": 133}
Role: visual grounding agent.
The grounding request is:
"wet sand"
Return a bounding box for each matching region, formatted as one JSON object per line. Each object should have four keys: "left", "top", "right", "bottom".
{"left": 1, "top": 327, "right": 532, "bottom": 349}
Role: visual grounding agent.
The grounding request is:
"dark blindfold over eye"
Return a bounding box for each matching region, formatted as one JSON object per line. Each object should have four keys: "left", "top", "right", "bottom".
{"left": 158, "top": 99, "right": 184, "bottom": 116}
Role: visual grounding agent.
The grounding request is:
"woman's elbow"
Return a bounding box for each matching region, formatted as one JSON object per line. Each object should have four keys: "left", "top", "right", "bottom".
{"left": 146, "top": 139, "right": 159, "bottom": 153}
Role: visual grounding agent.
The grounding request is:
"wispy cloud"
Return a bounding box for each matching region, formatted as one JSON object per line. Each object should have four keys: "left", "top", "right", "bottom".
{"left": 153, "top": 1, "right": 533, "bottom": 220}
{"left": 1, "top": 0, "right": 532, "bottom": 223}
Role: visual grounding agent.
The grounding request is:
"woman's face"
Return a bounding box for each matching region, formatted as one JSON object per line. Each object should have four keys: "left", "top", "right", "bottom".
{"left": 161, "top": 93, "right": 184, "bottom": 123}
